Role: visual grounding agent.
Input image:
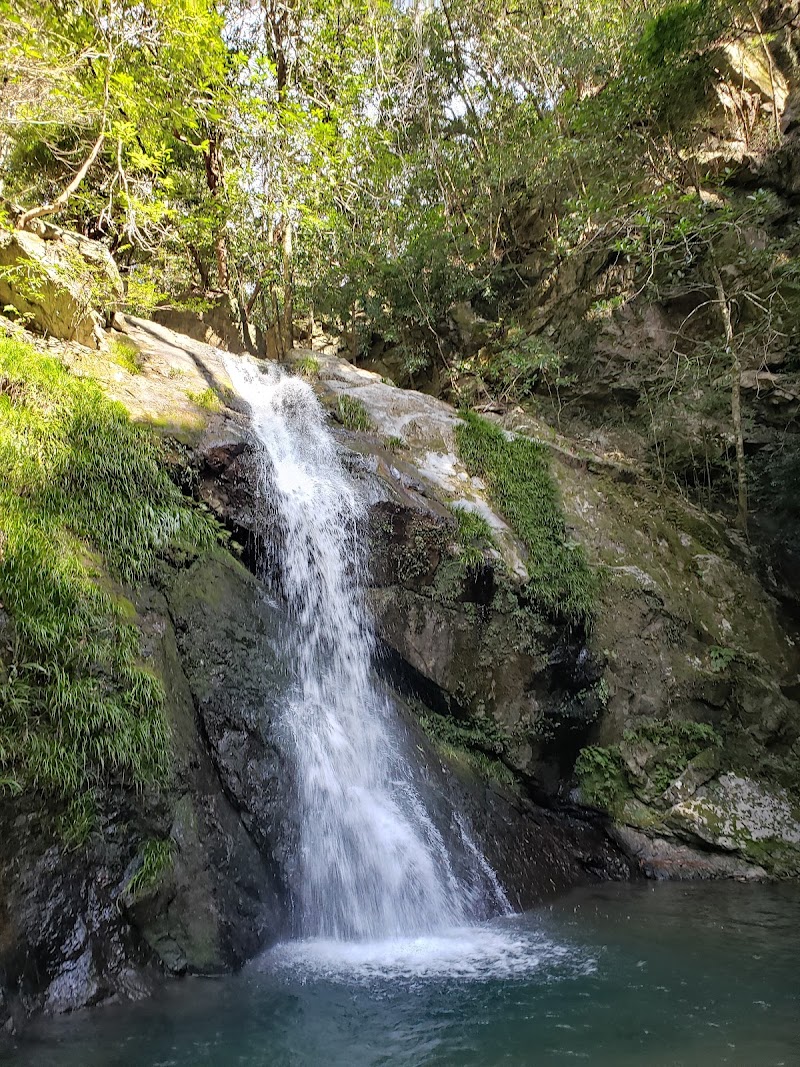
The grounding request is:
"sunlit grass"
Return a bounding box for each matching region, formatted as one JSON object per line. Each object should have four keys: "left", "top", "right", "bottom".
{"left": 0, "top": 338, "right": 217, "bottom": 815}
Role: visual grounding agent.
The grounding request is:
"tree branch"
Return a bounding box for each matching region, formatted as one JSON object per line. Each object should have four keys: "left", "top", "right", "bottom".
{"left": 18, "top": 128, "right": 106, "bottom": 227}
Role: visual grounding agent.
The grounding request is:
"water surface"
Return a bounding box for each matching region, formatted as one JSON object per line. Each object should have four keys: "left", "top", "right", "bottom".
{"left": 7, "top": 881, "right": 798, "bottom": 1066}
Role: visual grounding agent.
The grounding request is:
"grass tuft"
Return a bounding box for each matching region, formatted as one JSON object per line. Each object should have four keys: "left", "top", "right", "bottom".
{"left": 336, "top": 394, "right": 372, "bottom": 432}
{"left": 0, "top": 338, "right": 217, "bottom": 806}
{"left": 297, "top": 355, "right": 320, "bottom": 380}
{"left": 186, "top": 386, "right": 221, "bottom": 411}
{"left": 123, "top": 837, "right": 175, "bottom": 899}
{"left": 455, "top": 410, "right": 596, "bottom": 622}
{"left": 108, "top": 335, "right": 143, "bottom": 375}
{"left": 383, "top": 435, "right": 406, "bottom": 453}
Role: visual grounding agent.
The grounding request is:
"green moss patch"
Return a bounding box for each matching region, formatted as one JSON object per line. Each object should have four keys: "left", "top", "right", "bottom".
{"left": 450, "top": 504, "right": 495, "bottom": 572}
{"left": 455, "top": 411, "right": 596, "bottom": 622}
{"left": 186, "top": 386, "right": 222, "bottom": 411}
{"left": 0, "top": 338, "right": 216, "bottom": 805}
{"left": 416, "top": 706, "right": 518, "bottom": 790}
{"left": 576, "top": 719, "right": 722, "bottom": 814}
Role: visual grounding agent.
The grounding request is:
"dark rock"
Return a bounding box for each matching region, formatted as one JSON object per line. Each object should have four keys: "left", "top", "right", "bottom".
{"left": 0, "top": 548, "right": 292, "bottom": 1029}
{"left": 161, "top": 550, "right": 296, "bottom": 876}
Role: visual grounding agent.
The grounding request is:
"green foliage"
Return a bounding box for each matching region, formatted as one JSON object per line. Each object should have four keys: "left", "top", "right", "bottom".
{"left": 480, "top": 331, "right": 568, "bottom": 403}
{"left": 709, "top": 645, "right": 738, "bottom": 673}
{"left": 1, "top": 0, "right": 230, "bottom": 256}
{"left": 626, "top": 719, "right": 721, "bottom": 790}
{"left": 628, "top": 719, "right": 721, "bottom": 749}
{"left": 0, "top": 338, "right": 216, "bottom": 801}
{"left": 336, "top": 394, "right": 372, "bottom": 432}
{"left": 574, "top": 745, "right": 630, "bottom": 811}
{"left": 123, "top": 837, "right": 175, "bottom": 900}
{"left": 0, "top": 0, "right": 769, "bottom": 379}
{"left": 186, "top": 386, "right": 222, "bottom": 412}
{"left": 416, "top": 707, "right": 517, "bottom": 789}
{"left": 638, "top": 0, "right": 715, "bottom": 66}
{"left": 450, "top": 504, "right": 495, "bottom": 571}
{"left": 0, "top": 259, "right": 49, "bottom": 314}
{"left": 456, "top": 411, "right": 596, "bottom": 622}
{"left": 296, "top": 355, "right": 320, "bottom": 380}
{"left": 576, "top": 719, "right": 722, "bottom": 811}
{"left": 108, "top": 336, "right": 142, "bottom": 375}
{"left": 123, "top": 270, "right": 170, "bottom": 317}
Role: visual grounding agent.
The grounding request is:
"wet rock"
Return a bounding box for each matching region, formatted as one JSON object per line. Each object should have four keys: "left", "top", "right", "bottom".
{"left": 610, "top": 825, "right": 767, "bottom": 881}
{"left": 132, "top": 572, "right": 289, "bottom": 971}
{"left": 662, "top": 749, "right": 721, "bottom": 806}
{"left": 160, "top": 550, "right": 296, "bottom": 886}
{"left": 0, "top": 548, "right": 291, "bottom": 1028}
{"left": 0, "top": 806, "right": 156, "bottom": 1025}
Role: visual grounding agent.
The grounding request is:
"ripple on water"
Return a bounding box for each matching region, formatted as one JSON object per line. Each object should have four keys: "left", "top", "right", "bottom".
{"left": 256, "top": 919, "right": 595, "bottom": 985}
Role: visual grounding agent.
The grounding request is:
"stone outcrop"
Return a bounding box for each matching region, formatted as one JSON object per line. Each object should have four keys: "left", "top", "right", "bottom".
{"left": 274, "top": 344, "right": 800, "bottom": 881}
{"left": 3, "top": 303, "right": 799, "bottom": 1032}
{"left": 153, "top": 294, "right": 281, "bottom": 362}
{"left": 0, "top": 317, "right": 636, "bottom": 1032}
{"left": 0, "top": 221, "right": 122, "bottom": 348}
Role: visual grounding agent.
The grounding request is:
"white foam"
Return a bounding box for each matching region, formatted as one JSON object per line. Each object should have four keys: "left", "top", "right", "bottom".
{"left": 258, "top": 922, "right": 593, "bottom": 985}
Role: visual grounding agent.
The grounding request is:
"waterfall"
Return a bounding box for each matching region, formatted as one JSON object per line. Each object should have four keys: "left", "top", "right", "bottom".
{"left": 225, "top": 356, "right": 508, "bottom": 942}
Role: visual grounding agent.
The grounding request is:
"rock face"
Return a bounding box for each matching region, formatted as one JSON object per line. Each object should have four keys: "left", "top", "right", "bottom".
{"left": 153, "top": 294, "right": 281, "bottom": 362}
{"left": 158, "top": 327, "right": 797, "bottom": 883}
{"left": 0, "top": 222, "right": 122, "bottom": 347}
{"left": 0, "top": 549, "right": 291, "bottom": 1029}
{"left": 272, "top": 343, "right": 800, "bottom": 882}
{"left": 0, "top": 319, "right": 634, "bottom": 1033}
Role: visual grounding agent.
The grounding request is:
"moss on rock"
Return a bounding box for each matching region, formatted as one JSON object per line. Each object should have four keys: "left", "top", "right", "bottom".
{"left": 455, "top": 410, "right": 597, "bottom": 622}
{"left": 0, "top": 337, "right": 217, "bottom": 810}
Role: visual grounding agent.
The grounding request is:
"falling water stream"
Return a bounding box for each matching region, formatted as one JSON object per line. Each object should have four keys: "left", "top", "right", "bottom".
{"left": 224, "top": 356, "right": 508, "bottom": 947}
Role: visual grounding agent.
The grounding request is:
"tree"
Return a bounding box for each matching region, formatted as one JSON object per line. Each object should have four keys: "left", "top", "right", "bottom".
{"left": 1, "top": 1, "right": 230, "bottom": 257}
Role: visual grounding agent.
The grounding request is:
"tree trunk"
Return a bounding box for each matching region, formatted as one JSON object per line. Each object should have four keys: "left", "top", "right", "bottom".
{"left": 270, "top": 283, "right": 286, "bottom": 357}
{"left": 350, "top": 300, "right": 358, "bottom": 362}
{"left": 282, "top": 214, "right": 294, "bottom": 349}
{"left": 203, "top": 130, "right": 229, "bottom": 292}
{"left": 712, "top": 264, "right": 748, "bottom": 535}
{"left": 188, "top": 243, "right": 211, "bottom": 290}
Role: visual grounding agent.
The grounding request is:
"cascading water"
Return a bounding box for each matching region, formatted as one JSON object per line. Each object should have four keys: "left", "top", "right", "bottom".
{"left": 225, "top": 355, "right": 508, "bottom": 943}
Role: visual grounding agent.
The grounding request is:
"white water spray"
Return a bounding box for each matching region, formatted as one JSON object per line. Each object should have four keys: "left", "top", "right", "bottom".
{"left": 226, "top": 357, "right": 508, "bottom": 942}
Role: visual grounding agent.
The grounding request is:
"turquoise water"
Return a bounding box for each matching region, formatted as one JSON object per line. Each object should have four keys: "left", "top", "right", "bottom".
{"left": 6, "top": 881, "right": 799, "bottom": 1066}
